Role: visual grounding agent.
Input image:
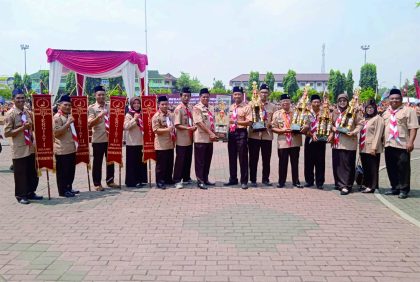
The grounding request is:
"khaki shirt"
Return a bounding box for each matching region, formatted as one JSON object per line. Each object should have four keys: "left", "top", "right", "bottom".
{"left": 124, "top": 113, "right": 144, "bottom": 146}
{"left": 152, "top": 111, "right": 174, "bottom": 150}
{"left": 229, "top": 102, "right": 252, "bottom": 129}
{"left": 360, "top": 115, "right": 385, "bottom": 154}
{"left": 193, "top": 102, "right": 214, "bottom": 144}
{"left": 4, "top": 106, "right": 35, "bottom": 159}
{"left": 272, "top": 109, "right": 302, "bottom": 148}
{"left": 88, "top": 102, "right": 109, "bottom": 143}
{"left": 248, "top": 101, "right": 276, "bottom": 141}
{"left": 53, "top": 113, "right": 77, "bottom": 155}
{"left": 382, "top": 105, "right": 419, "bottom": 149}
{"left": 174, "top": 103, "right": 194, "bottom": 146}
{"left": 331, "top": 108, "right": 363, "bottom": 151}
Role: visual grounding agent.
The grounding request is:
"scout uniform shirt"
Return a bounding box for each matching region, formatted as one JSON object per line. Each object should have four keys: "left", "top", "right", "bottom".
{"left": 53, "top": 112, "right": 77, "bottom": 155}
{"left": 123, "top": 113, "right": 144, "bottom": 146}
{"left": 174, "top": 103, "right": 194, "bottom": 146}
{"left": 272, "top": 109, "right": 302, "bottom": 148}
{"left": 193, "top": 102, "right": 214, "bottom": 143}
{"left": 152, "top": 110, "right": 175, "bottom": 150}
{"left": 229, "top": 102, "right": 252, "bottom": 130}
{"left": 359, "top": 115, "right": 384, "bottom": 154}
{"left": 331, "top": 108, "right": 363, "bottom": 151}
{"left": 88, "top": 102, "right": 109, "bottom": 143}
{"left": 248, "top": 101, "right": 276, "bottom": 140}
{"left": 382, "top": 105, "right": 419, "bottom": 149}
{"left": 4, "top": 106, "right": 35, "bottom": 159}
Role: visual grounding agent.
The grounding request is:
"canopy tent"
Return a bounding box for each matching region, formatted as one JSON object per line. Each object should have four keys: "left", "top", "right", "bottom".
{"left": 46, "top": 48, "right": 149, "bottom": 101}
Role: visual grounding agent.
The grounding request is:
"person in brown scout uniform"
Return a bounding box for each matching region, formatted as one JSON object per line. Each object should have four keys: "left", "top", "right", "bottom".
{"left": 124, "top": 96, "right": 147, "bottom": 188}
{"left": 303, "top": 94, "right": 326, "bottom": 189}
{"left": 88, "top": 85, "right": 119, "bottom": 191}
{"left": 152, "top": 96, "right": 175, "bottom": 189}
{"left": 224, "top": 86, "right": 252, "bottom": 189}
{"left": 248, "top": 84, "right": 276, "bottom": 187}
{"left": 4, "top": 89, "right": 41, "bottom": 204}
{"left": 328, "top": 93, "right": 363, "bottom": 195}
{"left": 173, "top": 87, "right": 196, "bottom": 189}
{"left": 358, "top": 99, "right": 384, "bottom": 194}
{"left": 382, "top": 88, "right": 419, "bottom": 199}
{"left": 193, "top": 88, "right": 217, "bottom": 190}
{"left": 272, "top": 94, "right": 303, "bottom": 188}
{"left": 53, "top": 95, "right": 80, "bottom": 198}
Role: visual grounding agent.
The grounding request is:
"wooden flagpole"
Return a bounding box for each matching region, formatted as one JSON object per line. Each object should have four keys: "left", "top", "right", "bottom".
{"left": 46, "top": 169, "right": 51, "bottom": 200}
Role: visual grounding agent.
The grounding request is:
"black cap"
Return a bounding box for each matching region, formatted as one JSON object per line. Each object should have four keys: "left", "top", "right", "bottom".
{"left": 389, "top": 88, "right": 402, "bottom": 96}
{"left": 94, "top": 85, "right": 105, "bottom": 93}
{"left": 181, "top": 87, "right": 191, "bottom": 94}
{"left": 59, "top": 94, "right": 71, "bottom": 103}
{"left": 157, "top": 96, "right": 168, "bottom": 103}
{"left": 232, "top": 86, "right": 244, "bottom": 93}
{"left": 12, "top": 88, "right": 24, "bottom": 97}
{"left": 199, "top": 88, "right": 209, "bottom": 95}
{"left": 280, "top": 94, "right": 291, "bottom": 100}
{"left": 259, "top": 84, "right": 269, "bottom": 91}
{"left": 310, "top": 94, "right": 321, "bottom": 101}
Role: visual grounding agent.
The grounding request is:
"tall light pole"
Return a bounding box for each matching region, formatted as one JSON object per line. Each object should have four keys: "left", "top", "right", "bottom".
{"left": 360, "top": 45, "right": 370, "bottom": 65}
{"left": 20, "top": 44, "right": 29, "bottom": 75}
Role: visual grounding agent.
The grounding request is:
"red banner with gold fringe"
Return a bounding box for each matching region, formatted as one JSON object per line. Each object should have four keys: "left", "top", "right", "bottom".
{"left": 107, "top": 96, "right": 127, "bottom": 165}
{"left": 32, "top": 94, "right": 54, "bottom": 170}
{"left": 141, "top": 95, "right": 157, "bottom": 162}
{"left": 71, "top": 96, "right": 90, "bottom": 165}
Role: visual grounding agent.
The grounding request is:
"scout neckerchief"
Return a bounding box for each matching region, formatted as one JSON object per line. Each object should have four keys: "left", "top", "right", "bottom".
{"left": 309, "top": 110, "right": 319, "bottom": 144}
{"left": 206, "top": 105, "right": 215, "bottom": 132}
{"left": 262, "top": 102, "right": 268, "bottom": 121}
{"left": 359, "top": 120, "right": 367, "bottom": 151}
{"left": 388, "top": 107, "right": 402, "bottom": 144}
{"left": 20, "top": 110, "right": 33, "bottom": 146}
{"left": 230, "top": 103, "right": 239, "bottom": 133}
{"left": 282, "top": 110, "right": 292, "bottom": 147}
{"left": 333, "top": 109, "right": 345, "bottom": 148}
{"left": 129, "top": 109, "right": 144, "bottom": 134}
{"left": 58, "top": 109, "right": 79, "bottom": 149}
{"left": 101, "top": 104, "right": 109, "bottom": 134}
{"left": 161, "top": 110, "right": 176, "bottom": 142}
{"left": 183, "top": 104, "right": 193, "bottom": 138}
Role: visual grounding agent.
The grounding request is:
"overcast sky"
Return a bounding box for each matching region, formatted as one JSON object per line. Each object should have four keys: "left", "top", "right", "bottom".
{"left": 1, "top": 0, "right": 419, "bottom": 89}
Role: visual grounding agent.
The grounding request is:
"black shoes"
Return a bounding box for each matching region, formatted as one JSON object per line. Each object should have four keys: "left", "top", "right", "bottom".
{"left": 277, "top": 183, "right": 285, "bottom": 188}
{"left": 136, "top": 183, "right": 145, "bottom": 188}
{"left": 262, "top": 181, "right": 272, "bottom": 187}
{"left": 398, "top": 192, "right": 408, "bottom": 199}
{"left": 340, "top": 188, "right": 351, "bottom": 195}
{"left": 204, "top": 181, "right": 215, "bottom": 186}
{"left": 156, "top": 183, "right": 166, "bottom": 189}
{"left": 304, "top": 183, "right": 313, "bottom": 188}
{"left": 197, "top": 183, "right": 208, "bottom": 190}
{"left": 385, "top": 190, "right": 399, "bottom": 196}
{"left": 241, "top": 183, "right": 248, "bottom": 189}
{"left": 60, "top": 191, "right": 75, "bottom": 198}
{"left": 224, "top": 181, "right": 238, "bottom": 186}
{"left": 316, "top": 185, "right": 324, "bottom": 190}
{"left": 17, "top": 198, "right": 29, "bottom": 205}
{"left": 70, "top": 189, "right": 80, "bottom": 194}
{"left": 250, "top": 182, "right": 257, "bottom": 188}
{"left": 28, "top": 193, "right": 43, "bottom": 200}
{"left": 293, "top": 183, "right": 303, "bottom": 188}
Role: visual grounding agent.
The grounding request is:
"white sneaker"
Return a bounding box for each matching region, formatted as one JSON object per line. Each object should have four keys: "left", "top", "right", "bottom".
{"left": 175, "top": 182, "right": 184, "bottom": 189}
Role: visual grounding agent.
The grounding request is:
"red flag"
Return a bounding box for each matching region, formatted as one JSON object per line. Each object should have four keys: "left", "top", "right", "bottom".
{"left": 71, "top": 96, "right": 90, "bottom": 165}
{"left": 414, "top": 77, "right": 420, "bottom": 99}
{"left": 141, "top": 95, "right": 157, "bottom": 162}
{"left": 107, "top": 96, "right": 127, "bottom": 166}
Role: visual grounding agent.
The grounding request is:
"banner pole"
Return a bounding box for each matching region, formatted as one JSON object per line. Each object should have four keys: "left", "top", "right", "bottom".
{"left": 46, "top": 169, "right": 51, "bottom": 200}
{"left": 86, "top": 164, "right": 91, "bottom": 191}
{"left": 119, "top": 164, "right": 122, "bottom": 188}
{"left": 148, "top": 160, "right": 152, "bottom": 188}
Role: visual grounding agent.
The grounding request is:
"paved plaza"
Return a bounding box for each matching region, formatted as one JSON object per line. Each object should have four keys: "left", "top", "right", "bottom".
{"left": 0, "top": 136, "right": 419, "bottom": 282}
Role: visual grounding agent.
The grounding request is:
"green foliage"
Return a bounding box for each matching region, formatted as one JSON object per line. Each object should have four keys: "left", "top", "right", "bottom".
{"left": 269, "top": 91, "right": 283, "bottom": 102}
{"left": 402, "top": 79, "right": 416, "bottom": 98}
{"left": 175, "top": 72, "right": 203, "bottom": 92}
{"left": 108, "top": 77, "right": 124, "bottom": 90}
{"left": 359, "top": 63, "right": 378, "bottom": 91}
{"left": 13, "top": 73, "right": 23, "bottom": 90}
{"left": 65, "top": 72, "right": 76, "bottom": 94}
{"left": 264, "top": 72, "right": 275, "bottom": 92}
{"left": 294, "top": 87, "right": 320, "bottom": 102}
{"left": 248, "top": 71, "right": 260, "bottom": 92}
{"left": 149, "top": 88, "right": 172, "bottom": 94}
{"left": 283, "top": 69, "right": 299, "bottom": 98}
{"left": 22, "top": 74, "right": 32, "bottom": 92}
{"left": 108, "top": 88, "right": 126, "bottom": 97}
{"left": 85, "top": 77, "right": 102, "bottom": 96}
{"left": 212, "top": 80, "right": 225, "bottom": 90}
{"left": 327, "top": 69, "right": 346, "bottom": 102}
{"left": 0, "top": 88, "right": 12, "bottom": 100}
{"left": 346, "top": 70, "right": 354, "bottom": 99}
{"left": 416, "top": 70, "right": 420, "bottom": 82}
{"left": 416, "top": 2, "right": 420, "bottom": 8}
{"left": 359, "top": 88, "right": 376, "bottom": 102}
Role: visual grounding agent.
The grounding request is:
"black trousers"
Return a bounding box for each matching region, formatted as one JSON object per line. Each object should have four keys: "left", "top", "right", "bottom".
{"left": 155, "top": 149, "right": 174, "bottom": 185}
{"left": 385, "top": 147, "right": 410, "bottom": 193}
{"left": 173, "top": 145, "right": 193, "bottom": 183}
{"left": 248, "top": 138, "right": 272, "bottom": 183}
{"left": 228, "top": 129, "right": 249, "bottom": 184}
{"left": 125, "top": 145, "right": 147, "bottom": 187}
{"left": 304, "top": 137, "right": 326, "bottom": 186}
{"left": 332, "top": 149, "right": 356, "bottom": 190}
{"left": 55, "top": 153, "right": 76, "bottom": 195}
{"left": 13, "top": 153, "right": 39, "bottom": 199}
{"left": 278, "top": 147, "right": 300, "bottom": 185}
{"left": 194, "top": 143, "right": 213, "bottom": 183}
{"left": 360, "top": 152, "right": 380, "bottom": 190}
{"left": 92, "top": 142, "right": 114, "bottom": 186}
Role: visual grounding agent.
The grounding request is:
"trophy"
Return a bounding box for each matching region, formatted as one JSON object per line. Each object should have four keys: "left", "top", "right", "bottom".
{"left": 249, "top": 81, "right": 267, "bottom": 132}
{"left": 316, "top": 91, "right": 332, "bottom": 142}
{"left": 214, "top": 97, "right": 230, "bottom": 141}
{"left": 337, "top": 87, "right": 360, "bottom": 134}
{"left": 291, "top": 84, "right": 310, "bottom": 132}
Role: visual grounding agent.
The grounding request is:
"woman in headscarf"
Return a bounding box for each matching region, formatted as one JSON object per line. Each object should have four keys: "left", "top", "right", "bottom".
{"left": 359, "top": 99, "right": 384, "bottom": 193}
{"left": 124, "top": 96, "right": 147, "bottom": 187}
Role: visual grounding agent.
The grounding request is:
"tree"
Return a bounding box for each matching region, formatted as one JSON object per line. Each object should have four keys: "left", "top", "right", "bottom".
{"left": 210, "top": 79, "right": 228, "bottom": 94}
{"left": 416, "top": 70, "right": 420, "bottom": 82}
{"left": 85, "top": 77, "right": 102, "bottom": 95}
{"left": 359, "top": 88, "right": 376, "bottom": 102}
{"left": 346, "top": 70, "right": 354, "bottom": 98}
{"left": 283, "top": 69, "right": 299, "bottom": 98}
{"left": 175, "top": 72, "right": 203, "bottom": 93}
{"left": 108, "top": 77, "right": 124, "bottom": 91}
{"left": 22, "top": 74, "right": 32, "bottom": 93}
{"left": 327, "top": 70, "right": 346, "bottom": 102}
{"left": 65, "top": 72, "right": 76, "bottom": 94}
{"left": 13, "top": 73, "right": 23, "bottom": 90}
{"left": 359, "top": 63, "right": 378, "bottom": 91}
{"left": 39, "top": 70, "right": 49, "bottom": 93}
{"left": 269, "top": 91, "right": 283, "bottom": 102}
{"left": 190, "top": 77, "right": 203, "bottom": 93}
{"left": 0, "top": 89, "right": 12, "bottom": 100}
{"left": 248, "top": 71, "right": 260, "bottom": 92}
{"left": 264, "top": 72, "right": 275, "bottom": 92}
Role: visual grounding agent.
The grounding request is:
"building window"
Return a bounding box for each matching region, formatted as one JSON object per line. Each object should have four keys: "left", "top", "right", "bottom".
{"left": 277, "top": 82, "right": 283, "bottom": 87}
{"left": 317, "top": 82, "right": 322, "bottom": 87}
{"left": 300, "top": 82, "right": 306, "bottom": 86}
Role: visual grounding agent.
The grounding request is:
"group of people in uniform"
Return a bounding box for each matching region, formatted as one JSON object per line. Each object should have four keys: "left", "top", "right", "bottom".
{"left": 3, "top": 84, "right": 419, "bottom": 204}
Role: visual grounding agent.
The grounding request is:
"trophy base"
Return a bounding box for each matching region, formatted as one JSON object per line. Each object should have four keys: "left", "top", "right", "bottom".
{"left": 316, "top": 136, "right": 328, "bottom": 142}
{"left": 337, "top": 126, "right": 349, "bottom": 134}
{"left": 291, "top": 124, "right": 301, "bottom": 133}
{"left": 252, "top": 122, "right": 266, "bottom": 132}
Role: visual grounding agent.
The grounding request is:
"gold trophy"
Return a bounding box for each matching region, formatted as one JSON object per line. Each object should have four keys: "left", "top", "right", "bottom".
{"left": 249, "top": 81, "right": 266, "bottom": 132}
{"left": 316, "top": 91, "right": 332, "bottom": 142}
{"left": 337, "top": 87, "right": 360, "bottom": 133}
{"left": 291, "top": 84, "right": 310, "bottom": 132}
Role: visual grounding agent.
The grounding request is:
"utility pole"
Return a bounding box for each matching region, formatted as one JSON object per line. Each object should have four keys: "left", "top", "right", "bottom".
{"left": 20, "top": 44, "right": 29, "bottom": 74}
{"left": 360, "top": 45, "right": 370, "bottom": 65}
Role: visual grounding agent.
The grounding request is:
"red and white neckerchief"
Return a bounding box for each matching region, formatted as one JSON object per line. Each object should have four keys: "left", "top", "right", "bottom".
{"left": 359, "top": 121, "right": 367, "bottom": 151}
{"left": 103, "top": 108, "right": 110, "bottom": 134}
{"left": 20, "top": 111, "right": 32, "bottom": 146}
{"left": 283, "top": 111, "right": 292, "bottom": 147}
{"left": 164, "top": 112, "right": 176, "bottom": 142}
{"left": 333, "top": 110, "right": 343, "bottom": 148}
{"left": 184, "top": 105, "right": 193, "bottom": 138}
{"left": 310, "top": 111, "right": 319, "bottom": 134}
{"left": 129, "top": 110, "right": 144, "bottom": 134}
{"left": 388, "top": 108, "right": 401, "bottom": 144}
{"left": 207, "top": 107, "right": 215, "bottom": 132}
{"left": 230, "top": 104, "right": 238, "bottom": 133}
{"left": 262, "top": 103, "right": 268, "bottom": 121}
{"left": 58, "top": 109, "right": 78, "bottom": 150}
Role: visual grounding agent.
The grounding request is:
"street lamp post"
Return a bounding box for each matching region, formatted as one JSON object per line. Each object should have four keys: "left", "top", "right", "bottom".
{"left": 360, "top": 45, "right": 370, "bottom": 65}
{"left": 20, "top": 44, "right": 29, "bottom": 75}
